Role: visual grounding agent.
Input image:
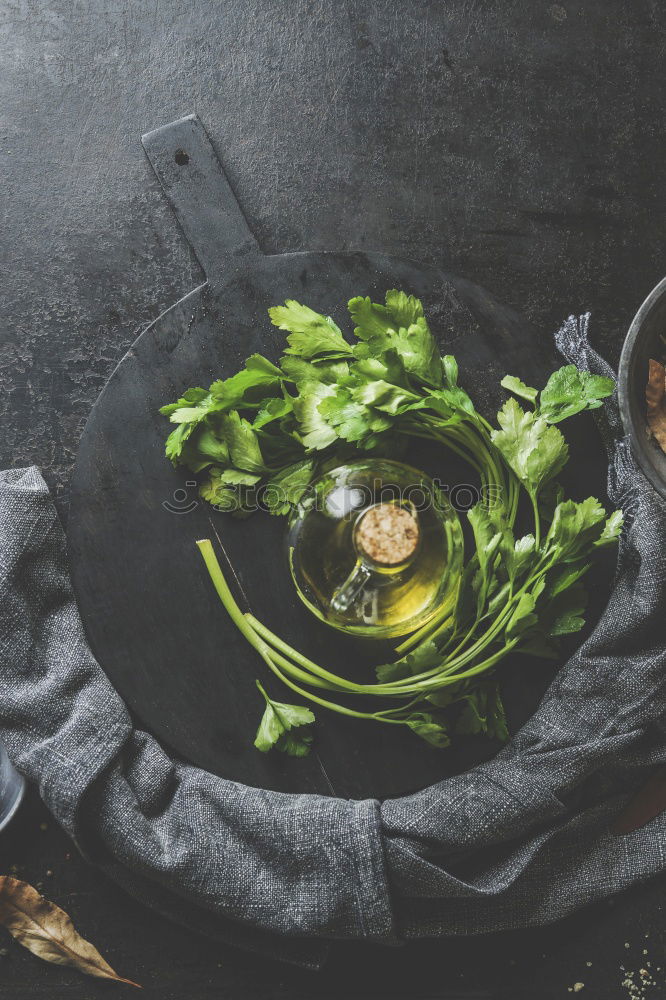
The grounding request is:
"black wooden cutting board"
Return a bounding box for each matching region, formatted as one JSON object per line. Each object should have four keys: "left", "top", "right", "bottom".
{"left": 67, "top": 115, "right": 599, "bottom": 800}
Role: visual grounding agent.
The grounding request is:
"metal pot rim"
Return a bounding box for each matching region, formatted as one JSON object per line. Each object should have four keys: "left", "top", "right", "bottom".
{"left": 618, "top": 275, "right": 666, "bottom": 500}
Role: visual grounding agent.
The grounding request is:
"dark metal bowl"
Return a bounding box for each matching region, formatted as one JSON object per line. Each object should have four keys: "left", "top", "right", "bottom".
{"left": 618, "top": 276, "right": 666, "bottom": 500}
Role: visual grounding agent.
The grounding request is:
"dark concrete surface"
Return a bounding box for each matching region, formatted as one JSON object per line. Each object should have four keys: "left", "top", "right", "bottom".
{"left": 2, "top": 1, "right": 666, "bottom": 997}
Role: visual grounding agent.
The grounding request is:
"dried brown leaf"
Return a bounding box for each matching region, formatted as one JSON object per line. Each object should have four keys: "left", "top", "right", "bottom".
{"left": 646, "top": 358, "right": 666, "bottom": 412}
{"left": 646, "top": 358, "right": 666, "bottom": 452}
{"left": 0, "top": 876, "right": 140, "bottom": 987}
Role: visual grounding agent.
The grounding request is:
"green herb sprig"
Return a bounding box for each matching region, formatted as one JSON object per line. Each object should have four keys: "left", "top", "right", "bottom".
{"left": 163, "top": 291, "right": 621, "bottom": 755}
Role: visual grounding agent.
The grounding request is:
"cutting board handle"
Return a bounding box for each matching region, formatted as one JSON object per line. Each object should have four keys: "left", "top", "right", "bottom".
{"left": 141, "top": 114, "right": 260, "bottom": 279}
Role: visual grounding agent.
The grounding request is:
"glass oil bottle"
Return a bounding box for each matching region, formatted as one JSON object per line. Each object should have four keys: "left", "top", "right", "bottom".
{"left": 287, "top": 459, "right": 464, "bottom": 639}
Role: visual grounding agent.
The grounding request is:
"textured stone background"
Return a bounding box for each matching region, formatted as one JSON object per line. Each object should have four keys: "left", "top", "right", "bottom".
{"left": 2, "top": 1, "right": 666, "bottom": 997}
{"left": 3, "top": 0, "right": 666, "bottom": 510}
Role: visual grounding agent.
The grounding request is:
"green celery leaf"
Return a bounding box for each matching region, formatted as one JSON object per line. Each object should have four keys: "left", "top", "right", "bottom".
{"left": 442, "top": 354, "right": 459, "bottom": 388}
{"left": 169, "top": 405, "right": 211, "bottom": 424}
{"left": 209, "top": 354, "right": 283, "bottom": 408}
{"left": 491, "top": 398, "right": 569, "bottom": 496}
{"left": 269, "top": 300, "right": 352, "bottom": 359}
{"left": 164, "top": 422, "right": 196, "bottom": 464}
{"left": 252, "top": 395, "right": 293, "bottom": 429}
{"left": 199, "top": 469, "right": 250, "bottom": 514}
{"left": 173, "top": 453, "right": 217, "bottom": 476}
{"left": 538, "top": 480, "right": 565, "bottom": 524}
{"left": 468, "top": 504, "right": 503, "bottom": 564}
{"left": 163, "top": 359, "right": 282, "bottom": 469}
{"left": 349, "top": 292, "right": 442, "bottom": 387}
{"left": 281, "top": 355, "right": 350, "bottom": 386}
{"left": 259, "top": 429, "right": 307, "bottom": 469}
{"left": 159, "top": 387, "right": 209, "bottom": 417}
{"left": 596, "top": 509, "right": 624, "bottom": 546}
{"left": 262, "top": 459, "right": 316, "bottom": 516}
{"left": 501, "top": 374, "right": 538, "bottom": 405}
{"left": 468, "top": 504, "right": 503, "bottom": 612}
{"left": 375, "top": 640, "right": 441, "bottom": 683}
{"left": 352, "top": 348, "right": 408, "bottom": 387}
{"left": 425, "top": 686, "right": 458, "bottom": 708}
{"left": 487, "top": 580, "right": 511, "bottom": 618}
{"left": 353, "top": 378, "right": 419, "bottom": 415}
{"left": 346, "top": 293, "right": 404, "bottom": 339}
{"left": 292, "top": 383, "right": 340, "bottom": 450}
{"left": 542, "top": 582, "right": 588, "bottom": 637}
{"left": 217, "top": 468, "right": 262, "bottom": 486}
{"left": 382, "top": 319, "right": 443, "bottom": 388}
{"left": 504, "top": 533, "right": 537, "bottom": 584}
{"left": 405, "top": 711, "right": 451, "bottom": 748}
{"left": 455, "top": 559, "right": 483, "bottom": 630}
{"left": 455, "top": 682, "right": 508, "bottom": 742}
{"left": 277, "top": 728, "right": 314, "bottom": 757}
{"left": 545, "top": 496, "right": 610, "bottom": 562}
{"left": 318, "top": 386, "right": 392, "bottom": 444}
{"left": 418, "top": 386, "right": 476, "bottom": 419}
{"left": 348, "top": 289, "right": 424, "bottom": 336}
{"left": 546, "top": 560, "right": 592, "bottom": 597}
{"left": 384, "top": 289, "right": 426, "bottom": 327}
{"left": 253, "top": 681, "right": 315, "bottom": 755}
{"left": 538, "top": 365, "right": 615, "bottom": 424}
{"left": 193, "top": 427, "right": 231, "bottom": 465}
{"left": 505, "top": 591, "right": 538, "bottom": 639}
{"left": 549, "top": 606, "right": 586, "bottom": 636}
{"left": 220, "top": 411, "right": 266, "bottom": 473}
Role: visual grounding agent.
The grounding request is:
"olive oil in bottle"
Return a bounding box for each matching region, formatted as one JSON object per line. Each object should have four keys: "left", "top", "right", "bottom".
{"left": 287, "top": 459, "right": 464, "bottom": 639}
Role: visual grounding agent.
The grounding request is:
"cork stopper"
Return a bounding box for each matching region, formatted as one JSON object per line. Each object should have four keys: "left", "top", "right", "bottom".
{"left": 355, "top": 503, "right": 420, "bottom": 567}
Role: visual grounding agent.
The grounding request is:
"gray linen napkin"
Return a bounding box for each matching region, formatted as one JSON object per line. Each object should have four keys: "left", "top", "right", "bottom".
{"left": 0, "top": 317, "right": 664, "bottom": 968}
